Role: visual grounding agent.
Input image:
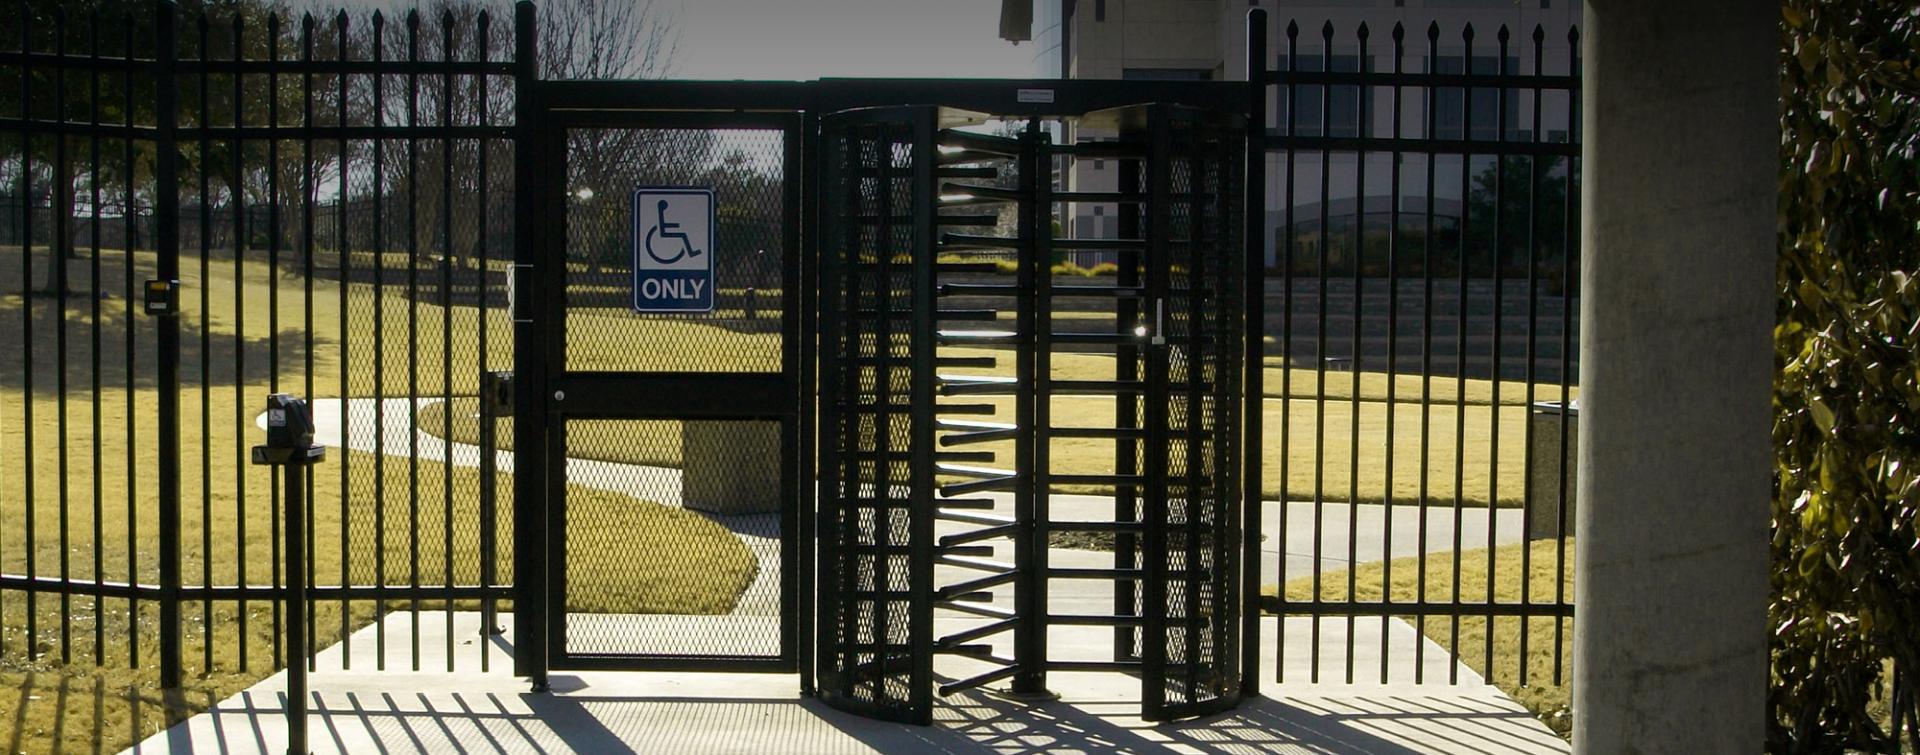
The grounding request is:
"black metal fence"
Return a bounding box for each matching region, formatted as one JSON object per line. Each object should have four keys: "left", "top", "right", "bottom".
{"left": 1253, "top": 11, "right": 1580, "bottom": 701}
{"left": 1, "top": 0, "right": 1587, "bottom": 745}
{"left": 0, "top": 0, "right": 527, "bottom": 706}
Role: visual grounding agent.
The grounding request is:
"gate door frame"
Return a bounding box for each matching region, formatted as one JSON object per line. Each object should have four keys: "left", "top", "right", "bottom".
{"left": 513, "top": 82, "right": 815, "bottom": 683}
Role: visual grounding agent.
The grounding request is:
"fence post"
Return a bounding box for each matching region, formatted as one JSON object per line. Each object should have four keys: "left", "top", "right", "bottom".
{"left": 1242, "top": 6, "right": 1267, "bottom": 699}
{"left": 508, "top": 0, "right": 548, "bottom": 689}
{"left": 152, "top": 0, "right": 184, "bottom": 691}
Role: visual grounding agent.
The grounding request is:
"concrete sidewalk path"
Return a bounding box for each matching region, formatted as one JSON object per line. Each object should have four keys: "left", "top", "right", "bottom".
{"left": 124, "top": 612, "right": 1569, "bottom": 755}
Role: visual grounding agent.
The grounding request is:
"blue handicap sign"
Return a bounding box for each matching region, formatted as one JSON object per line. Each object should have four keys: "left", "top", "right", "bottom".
{"left": 632, "top": 187, "right": 716, "bottom": 313}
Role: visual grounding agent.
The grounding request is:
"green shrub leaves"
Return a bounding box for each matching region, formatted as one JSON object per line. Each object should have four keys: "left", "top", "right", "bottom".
{"left": 1773, "top": 1, "right": 1920, "bottom": 750}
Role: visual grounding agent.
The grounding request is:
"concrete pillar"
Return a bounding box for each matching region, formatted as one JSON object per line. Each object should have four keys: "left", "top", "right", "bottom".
{"left": 1573, "top": 2, "right": 1776, "bottom": 752}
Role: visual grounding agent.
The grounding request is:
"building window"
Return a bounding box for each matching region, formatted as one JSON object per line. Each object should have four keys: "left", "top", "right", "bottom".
{"left": 1094, "top": 159, "right": 1105, "bottom": 170}
{"left": 1276, "top": 54, "right": 1366, "bottom": 137}
{"left": 1095, "top": 0, "right": 1105, "bottom": 22}
{"left": 1431, "top": 53, "right": 1521, "bottom": 140}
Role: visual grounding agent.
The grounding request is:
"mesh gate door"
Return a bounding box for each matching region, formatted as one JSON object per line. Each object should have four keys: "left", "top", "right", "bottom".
{"left": 521, "top": 109, "right": 804, "bottom": 674}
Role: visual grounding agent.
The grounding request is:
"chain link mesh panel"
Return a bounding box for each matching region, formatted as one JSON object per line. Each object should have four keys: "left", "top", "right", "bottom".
{"left": 559, "top": 419, "right": 780, "bottom": 658}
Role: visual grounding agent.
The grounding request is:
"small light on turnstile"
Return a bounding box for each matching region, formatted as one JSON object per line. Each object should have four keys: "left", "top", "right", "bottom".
{"left": 940, "top": 193, "right": 975, "bottom": 203}
{"left": 1134, "top": 324, "right": 1148, "bottom": 337}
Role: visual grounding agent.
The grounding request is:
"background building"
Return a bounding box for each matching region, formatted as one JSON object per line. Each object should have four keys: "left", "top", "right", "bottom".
{"left": 1010, "top": 0, "right": 1582, "bottom": 265}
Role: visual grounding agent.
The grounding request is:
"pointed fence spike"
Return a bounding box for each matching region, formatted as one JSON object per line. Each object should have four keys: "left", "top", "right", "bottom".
{"left": 1286, "top": 19, "right": 1299, "bottom": 37}
{"left": 1533, "top": 24, "right": 1546, "bottom": 43}
{"left": 1392, "top": 22, "right": 1405, "bottom": 42}
{"left": 1321, "top": 20, "right": 1335, "bottom": 40}
{"left": 1498, "top": 24, "right": 1510, "bottom": 43}
{"left": 1357, "top": 21, "right": 1370, "bottom": 41}
{"left": 1427, "top": 21, "right": 1441, "bottom": 41}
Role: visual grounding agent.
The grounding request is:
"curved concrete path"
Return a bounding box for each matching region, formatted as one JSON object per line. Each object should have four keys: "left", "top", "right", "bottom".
{"left": 263, "top": 397, "right": 785, "bottom": 626}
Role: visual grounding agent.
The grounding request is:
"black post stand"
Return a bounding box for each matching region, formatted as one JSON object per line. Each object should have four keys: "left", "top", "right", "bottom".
{"left": 251, "top": 394, "right": 325, "bottom": 755}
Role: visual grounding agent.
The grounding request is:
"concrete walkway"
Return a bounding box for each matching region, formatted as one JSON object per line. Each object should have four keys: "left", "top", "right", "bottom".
{"left": 182, "top": 396, "right": 1568, "bottom": 754}
{"left": 126, "top": 612, "right": 1569, "bottom": 754}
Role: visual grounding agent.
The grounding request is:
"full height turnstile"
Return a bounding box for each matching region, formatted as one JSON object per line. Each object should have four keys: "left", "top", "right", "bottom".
{"left": 815, "top": 103, "right": 1251, "bottom": 724}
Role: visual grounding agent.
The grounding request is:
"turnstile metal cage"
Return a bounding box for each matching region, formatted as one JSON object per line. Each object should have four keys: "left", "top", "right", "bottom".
{"left": 816, "top": 103, "right": 1250, "bottom": 724}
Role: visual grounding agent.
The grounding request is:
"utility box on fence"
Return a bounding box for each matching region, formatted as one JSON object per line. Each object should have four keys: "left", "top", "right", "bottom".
{"left": 680, "top": 421, "right": 781, "bottom": 515}
{"left": 1527, "top": 401, "right": 1578, "bottom": 540}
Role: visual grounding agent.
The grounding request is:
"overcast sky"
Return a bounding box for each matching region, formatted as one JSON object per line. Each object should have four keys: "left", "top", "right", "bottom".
{"left": 670, "top": 0, "right": 1035, "bottom": 80}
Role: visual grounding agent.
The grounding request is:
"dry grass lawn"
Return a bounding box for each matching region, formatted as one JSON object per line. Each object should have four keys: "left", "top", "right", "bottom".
{"left": 0, "top": 243, "right": 1577, "bottom": 753}
{"left": 1267, "top": 538, "right": 1576, "bottom": 738}
{"left": 0, "top": 247, "right": 754, "bottom": 755}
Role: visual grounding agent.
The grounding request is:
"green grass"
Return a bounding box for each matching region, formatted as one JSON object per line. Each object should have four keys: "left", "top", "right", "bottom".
{"left": 0, "top": 246, "right": 755, "bottom": 755}
{"left": 1266, "top": 539, "right": 1576, "bottom": 739}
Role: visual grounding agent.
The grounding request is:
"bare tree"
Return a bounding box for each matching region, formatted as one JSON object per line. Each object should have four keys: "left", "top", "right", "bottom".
{"left": 537, "top": 0, "right": 678, "bottom": 81}
{"left": 534, "top": 0, "right": 696, "bottom": 274}
{"left": 310, "top": 0, "right": 684, "bottom": 273}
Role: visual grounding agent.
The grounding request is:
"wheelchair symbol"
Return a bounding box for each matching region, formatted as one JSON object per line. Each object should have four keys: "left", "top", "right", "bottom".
{"left": 644, "top": 199, "right": 704, "bottom": 265}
